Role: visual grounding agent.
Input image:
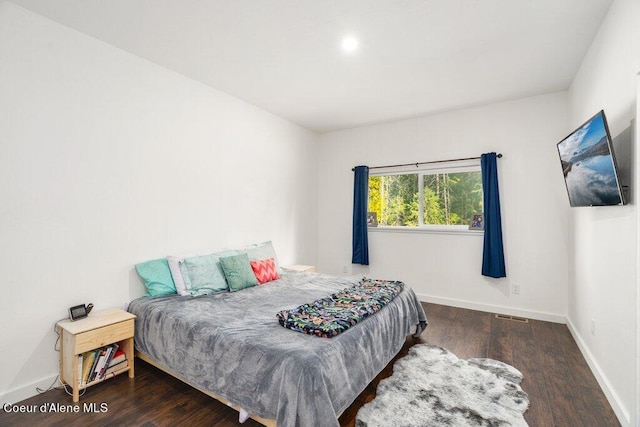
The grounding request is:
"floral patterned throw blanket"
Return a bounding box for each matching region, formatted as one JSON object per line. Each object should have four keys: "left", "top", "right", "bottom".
{"left": 276, "top": 278, "right": 404, "bottom": 338}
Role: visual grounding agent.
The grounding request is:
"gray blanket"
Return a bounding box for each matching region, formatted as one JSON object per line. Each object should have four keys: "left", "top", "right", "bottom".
{"left": 128, "top": 272, "right": 427, "bottom": 427}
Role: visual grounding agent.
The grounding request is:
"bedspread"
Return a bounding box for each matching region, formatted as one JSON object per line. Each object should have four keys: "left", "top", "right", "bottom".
{"left": 128, "top": 272, "right": 427, "bottom": 427}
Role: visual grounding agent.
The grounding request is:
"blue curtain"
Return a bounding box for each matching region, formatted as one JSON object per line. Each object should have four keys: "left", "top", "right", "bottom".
{"left": 481, "top": 153, "right": 506, "bottom": 278}
{"left": 352, "top": 166, "right": 369, "bottom": 265}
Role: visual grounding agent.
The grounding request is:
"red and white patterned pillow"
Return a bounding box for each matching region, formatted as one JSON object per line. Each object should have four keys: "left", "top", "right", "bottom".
{"left": 250, "top": 257, "right": 280, "bottom": 284}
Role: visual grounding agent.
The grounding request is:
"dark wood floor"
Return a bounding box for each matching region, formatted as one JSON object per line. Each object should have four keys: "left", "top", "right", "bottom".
{"left": 0, "top": 303, "right": 620, "bottom": 426}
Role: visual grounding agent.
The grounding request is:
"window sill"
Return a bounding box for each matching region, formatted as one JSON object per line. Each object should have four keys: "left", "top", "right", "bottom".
{"left": 368, "top": 225, "right": 484, "bottom": 236}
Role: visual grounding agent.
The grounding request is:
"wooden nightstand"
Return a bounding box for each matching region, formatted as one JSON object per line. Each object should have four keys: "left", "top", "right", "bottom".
{"left": 284, "top": 265, "right": 316, "bottom": 273}
{"left": 56, "top": 308, "right": 136, "bottom": 402}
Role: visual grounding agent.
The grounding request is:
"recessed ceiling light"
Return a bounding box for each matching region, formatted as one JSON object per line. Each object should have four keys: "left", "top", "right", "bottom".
{"left": 341, "top": 36, "right": 359, "bottom": 52}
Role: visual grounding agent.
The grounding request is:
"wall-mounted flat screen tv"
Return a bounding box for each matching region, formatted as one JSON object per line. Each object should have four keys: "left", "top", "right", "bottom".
{"left": 557, "top": 110, "right": 625, "bottom": 207}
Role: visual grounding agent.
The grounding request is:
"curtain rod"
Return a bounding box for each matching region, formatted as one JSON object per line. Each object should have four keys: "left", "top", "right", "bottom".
{"left": 352, "top": 153, "right": 502, "bottom": 171}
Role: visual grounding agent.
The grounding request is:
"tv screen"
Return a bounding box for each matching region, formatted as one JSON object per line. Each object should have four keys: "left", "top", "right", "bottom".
{"left": 557, "top": 110, "right": 625, "bottom": 207}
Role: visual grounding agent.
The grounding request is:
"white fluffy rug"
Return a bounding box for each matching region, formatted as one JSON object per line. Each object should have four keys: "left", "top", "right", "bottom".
{"left": 356, "top": 344, "right": 529, "bottom": 426}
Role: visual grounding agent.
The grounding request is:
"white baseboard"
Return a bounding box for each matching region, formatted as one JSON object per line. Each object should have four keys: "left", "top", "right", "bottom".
{"left": 416, "top": 293, "right": 566, "bottom": 324}
{"left": 565, "top": 319, "right": 630, "bottom": 427}
{"left": 0, "top": 374, "right": 59, "bottom": 405}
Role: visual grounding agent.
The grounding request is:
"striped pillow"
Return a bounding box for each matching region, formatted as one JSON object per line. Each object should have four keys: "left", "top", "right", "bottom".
{"left": 250, "top": 258, "right": 280, "bottom": 284}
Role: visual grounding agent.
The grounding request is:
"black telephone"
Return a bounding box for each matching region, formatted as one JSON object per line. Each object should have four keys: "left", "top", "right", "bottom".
{"left": 68, "top": 303, "right": 94, "bottom": 321}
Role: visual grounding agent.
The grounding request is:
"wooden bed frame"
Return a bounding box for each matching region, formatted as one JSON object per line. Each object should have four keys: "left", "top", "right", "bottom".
{"left": 136, "top": 350, "right": 276, "bottom": 426}
{"left": 136, "top": 320, "right": 427, "bottom": 426}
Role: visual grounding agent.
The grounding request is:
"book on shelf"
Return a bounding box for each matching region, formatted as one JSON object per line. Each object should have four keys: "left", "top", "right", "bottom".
{"left": 77, "top": 353, "right": 83, "bottom": 387}
{"left": 97, "top": 344, "right": 119, "bottom": 380}
{"left": 109, "top": 349, "right": 126, "bottom": 367}
{"left": 87, "top": 348, "right": 102, "bottom": 383}
{"left": 81, "top": 350, "right": 98, "bottom": 386}
{"left": 89, "top": 347, "right": 107, "bottom": 383}
{"left": 79, "top": 343, "right": 127, "bottom": 385}
{"left": 104, "top": 359, "right": 129, "bottom": 376}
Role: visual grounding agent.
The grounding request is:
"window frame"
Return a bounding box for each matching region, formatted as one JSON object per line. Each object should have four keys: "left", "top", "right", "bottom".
{"left": 368, "top": 159, "right": 484, "bottom": 235}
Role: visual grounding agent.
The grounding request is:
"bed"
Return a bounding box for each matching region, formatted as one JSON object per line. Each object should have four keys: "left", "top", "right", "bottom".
{"left": 128, "top": 271, "right": 427, "bottom": 427}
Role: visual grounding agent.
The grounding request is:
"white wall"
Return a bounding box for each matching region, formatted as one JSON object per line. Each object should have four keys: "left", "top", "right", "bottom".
{"left": 0, "top": 2, "right": 318, "bottom": 403}
{"left": 318, "top": 92, "right": 570, "bottom": 322}
{"left": 566, "top": 0, "right": 640, "bottom": 425}
{"left": 636, "top": 73, "right": 640, "bottom": 427}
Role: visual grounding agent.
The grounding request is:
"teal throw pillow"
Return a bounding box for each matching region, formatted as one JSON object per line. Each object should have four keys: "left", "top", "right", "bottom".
{"left": 219, "top": 253, "right": 259, "bottom": 292}
{"left": 135, "top": 258, "right": 177, "bottom": 297}
{"left": 182, "top": 250, "right": 238, "bottom": 296}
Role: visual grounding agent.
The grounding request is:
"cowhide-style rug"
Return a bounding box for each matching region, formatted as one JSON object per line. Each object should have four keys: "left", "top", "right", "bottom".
{"left": 356, "top": 344, "right": 529, "bottom": 426}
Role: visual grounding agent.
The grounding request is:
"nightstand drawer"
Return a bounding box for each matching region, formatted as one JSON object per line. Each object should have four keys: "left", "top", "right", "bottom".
{"left": 75, "top": 319, "right": 134, "bottom": 354}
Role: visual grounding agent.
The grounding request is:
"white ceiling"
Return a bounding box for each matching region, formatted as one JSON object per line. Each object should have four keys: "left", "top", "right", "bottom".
{"left": 9, "top": 0, "right": 613, "bottom": 133}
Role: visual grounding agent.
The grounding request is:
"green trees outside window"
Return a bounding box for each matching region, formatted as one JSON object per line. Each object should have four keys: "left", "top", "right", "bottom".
{"left": 368, "top": 170, "right": 483, "bottom": 227}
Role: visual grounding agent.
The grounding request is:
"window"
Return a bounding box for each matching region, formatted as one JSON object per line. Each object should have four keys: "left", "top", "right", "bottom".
{"left": 368, "top": 162, "right": 483, "bottom": 230}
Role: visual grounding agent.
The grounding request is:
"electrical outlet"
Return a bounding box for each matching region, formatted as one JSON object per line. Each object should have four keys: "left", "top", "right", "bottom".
{"left": 511, "top": 283, "right": 520, "bottom": 295}
{"left": 591, "top": 319, "right": 596, "bottom": 335}
{"left": 342, "top": 265, "right": 348, "bottom": 274}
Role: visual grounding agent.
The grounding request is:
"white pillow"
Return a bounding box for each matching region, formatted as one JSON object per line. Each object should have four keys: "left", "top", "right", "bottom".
{"left": 167, "top": 256, "right": 190, "bottom": 296}
{"left": 242, "top": 241, "right": 282, "bottom": 273}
